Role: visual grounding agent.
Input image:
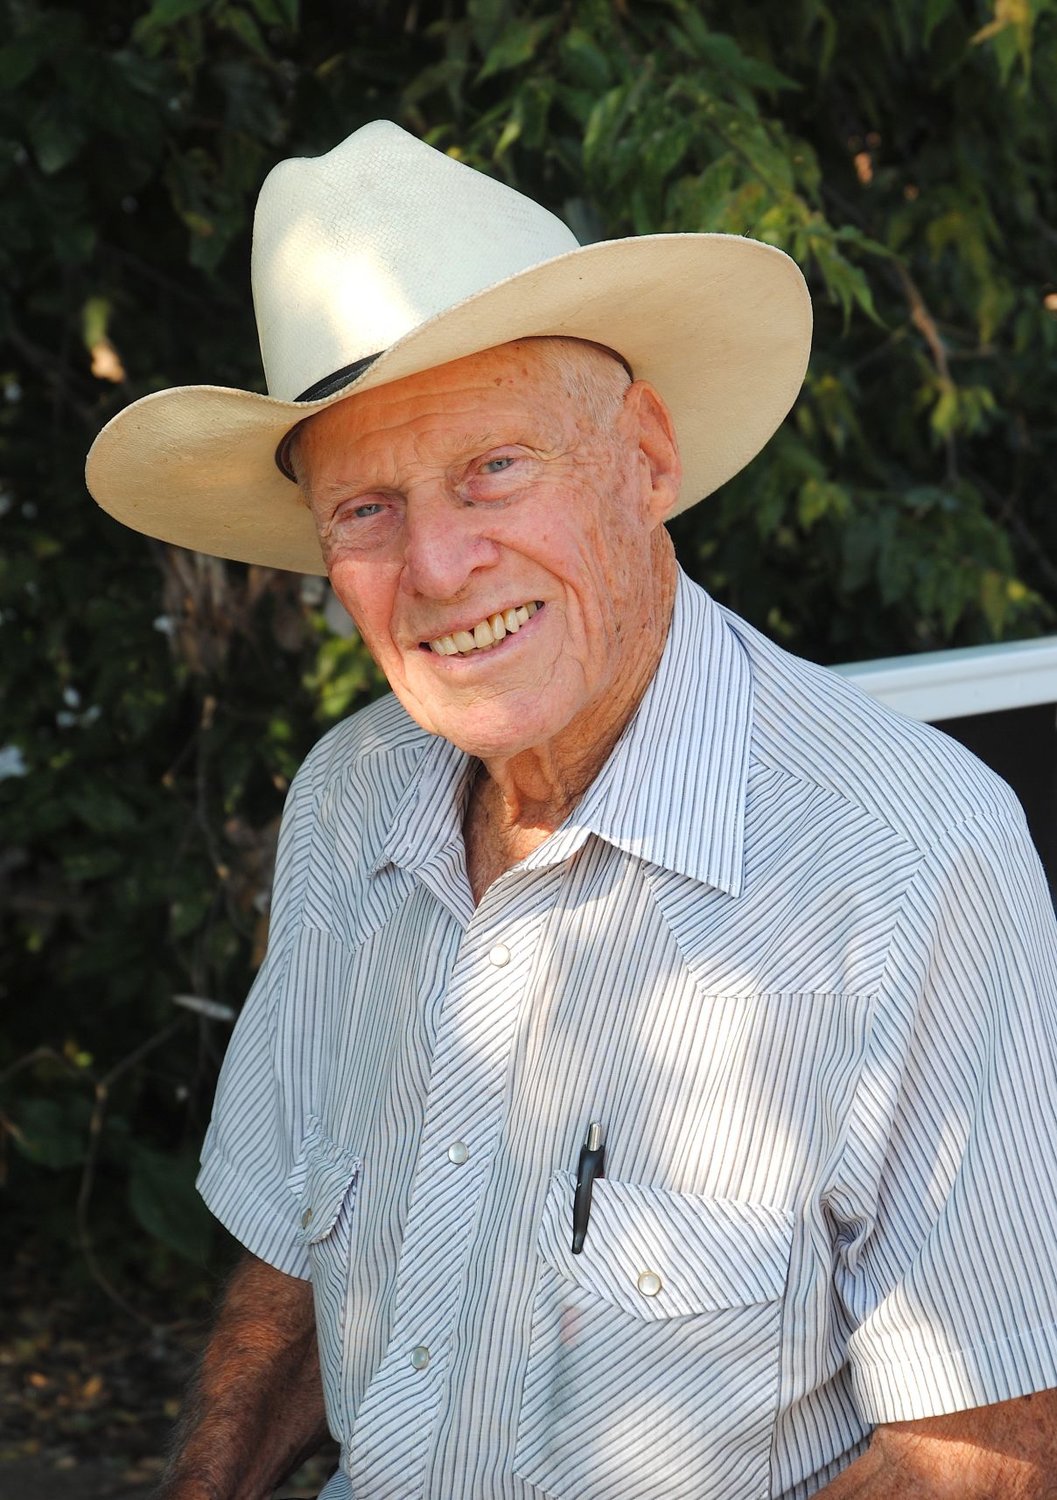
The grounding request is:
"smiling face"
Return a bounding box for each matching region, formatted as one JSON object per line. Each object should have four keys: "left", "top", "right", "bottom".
{"left": 295, "top": 338, "right": 681, "bottom": 768}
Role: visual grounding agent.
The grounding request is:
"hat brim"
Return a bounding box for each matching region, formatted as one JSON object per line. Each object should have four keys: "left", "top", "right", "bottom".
{"left": 85, "top": 233, "right": 811, "bottom": 576}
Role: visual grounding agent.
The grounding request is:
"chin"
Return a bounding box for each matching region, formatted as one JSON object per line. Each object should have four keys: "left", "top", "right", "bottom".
{"left": 439, "top": 723, "right": 547, "bottom": 760}
{"left": 432, "top": 707, "right": 568, "bottom": 762}
{"left": 394, "top": 670, "right": 579, "bottom": 759}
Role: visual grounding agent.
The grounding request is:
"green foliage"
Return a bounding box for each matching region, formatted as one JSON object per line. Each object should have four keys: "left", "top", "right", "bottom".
{"left": 129, "top": 1144, "right": 215, "bottom": 1263}
{"left": 2, "top": 0, "right": 1056, "bottom": 1313}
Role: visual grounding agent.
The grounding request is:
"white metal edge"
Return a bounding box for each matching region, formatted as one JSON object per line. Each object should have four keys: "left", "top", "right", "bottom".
{"left": 832, "top": 635, "right": 1057, "bottom": 723}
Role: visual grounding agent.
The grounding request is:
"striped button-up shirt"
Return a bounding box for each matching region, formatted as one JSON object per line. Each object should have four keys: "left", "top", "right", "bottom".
{"left": 198, "top": 570, "right": 1057, "bottom": 1499}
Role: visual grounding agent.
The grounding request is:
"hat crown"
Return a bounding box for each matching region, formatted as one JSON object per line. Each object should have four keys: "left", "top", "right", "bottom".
{"left": 251, "top": 120, "right": 580, "bottom": 401}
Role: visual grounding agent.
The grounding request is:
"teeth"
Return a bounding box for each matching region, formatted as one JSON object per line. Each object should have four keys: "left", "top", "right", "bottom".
{"left": 429, "top": 602, "right": 540, "bottom": 655}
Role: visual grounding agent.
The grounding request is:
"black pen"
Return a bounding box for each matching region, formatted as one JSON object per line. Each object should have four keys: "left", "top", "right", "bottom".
{"left": 571, "top": 1121, "right": 605, "bottom": 1254}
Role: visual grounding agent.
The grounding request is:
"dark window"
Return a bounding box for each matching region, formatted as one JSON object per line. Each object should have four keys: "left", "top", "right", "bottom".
{"left": 938, "top": 702, "right": 1056, "bottom": 902}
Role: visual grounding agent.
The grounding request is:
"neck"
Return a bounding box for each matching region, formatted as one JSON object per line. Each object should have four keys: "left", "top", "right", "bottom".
{"left": 467, "top": 549, "right": 678, "bottom": 886}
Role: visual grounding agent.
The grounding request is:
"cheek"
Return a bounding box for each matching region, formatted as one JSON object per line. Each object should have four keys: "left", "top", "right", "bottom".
{"left": 327, "top": 559, "right": 399, "bottom": 650}
{"left": 562, "top": 514, "right": 647, "bottom": 619}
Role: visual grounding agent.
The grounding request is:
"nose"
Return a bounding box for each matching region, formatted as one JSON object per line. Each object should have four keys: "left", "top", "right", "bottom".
{"left": 401, "top": 486, "right": 500, "bottom": 600}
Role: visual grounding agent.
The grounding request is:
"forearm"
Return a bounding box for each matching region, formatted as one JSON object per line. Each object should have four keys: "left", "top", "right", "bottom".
{"left": 814, "top": 1392, "right": 1056, "bottom": 1499}
{"left": 155, "top": 1252, "right": 329, "bottom": 1500}
{"left": 814, "top": 1443, "right": 1010, "bottom": 1498}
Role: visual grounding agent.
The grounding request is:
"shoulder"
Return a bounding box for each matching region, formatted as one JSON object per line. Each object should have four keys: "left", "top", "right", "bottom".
{"left": 291, "top": 690, "right": 433, "bottom": 808}
{"left": 275, "top": 692, "right": 434, "bottom": 872}
{"left": 722, "top": 605, "right": 1023, "bottom": 852}
{"left": 264, "top": 692, "right": 435, "bottom": 940}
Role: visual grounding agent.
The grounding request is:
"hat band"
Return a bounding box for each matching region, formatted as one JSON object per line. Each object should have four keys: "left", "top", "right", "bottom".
{"left": 294, "top": 353, "right": 382, "bottom": 403}
{"left": 275, "top": 352, "right": 383, "bottom": 481}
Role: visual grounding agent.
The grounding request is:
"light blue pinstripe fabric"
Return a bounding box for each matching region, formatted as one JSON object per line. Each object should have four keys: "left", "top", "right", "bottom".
{"left": 198, "top": 571, "right": 1057, "bottom": 1499}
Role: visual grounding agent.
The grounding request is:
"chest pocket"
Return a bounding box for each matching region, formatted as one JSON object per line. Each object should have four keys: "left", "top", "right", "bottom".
{"left": 514, "top": 1172, "right": 792, "bottom": 1500}
{"left": 290, "top": 1122, "right": 362, "bottom": 1446}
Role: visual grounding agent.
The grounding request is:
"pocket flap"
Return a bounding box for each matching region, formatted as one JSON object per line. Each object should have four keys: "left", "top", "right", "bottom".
{"left": 536, "top": 1171, "right": 792, "bottom": 1320}
{"left": 291, "top": 1126, "right": 362, "bottom": 1246}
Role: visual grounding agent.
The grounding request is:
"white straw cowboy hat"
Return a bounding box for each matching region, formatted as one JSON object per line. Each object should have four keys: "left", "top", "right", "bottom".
{"left": 85, "top": 119, "right": 812, "bottom": 576}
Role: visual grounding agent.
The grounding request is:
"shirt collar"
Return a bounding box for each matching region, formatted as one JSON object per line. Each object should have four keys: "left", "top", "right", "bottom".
{"left": 374, "top": 570, "right": 753, "bottom": 898}
{"left": 372, "top": 731, "right": 473, "bottom": 878}
{"left": 517, "top": 571, "right": 752, "bottom": 895}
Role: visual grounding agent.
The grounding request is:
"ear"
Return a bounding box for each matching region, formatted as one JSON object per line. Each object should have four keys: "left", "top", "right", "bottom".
{"left": 624, "top": 380, "right": 682, "bottom": 525}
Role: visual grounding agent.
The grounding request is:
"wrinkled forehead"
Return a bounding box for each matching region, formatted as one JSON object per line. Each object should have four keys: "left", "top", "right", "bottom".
{"left": 286, "top": 336, "right": 631, "bottom": 485}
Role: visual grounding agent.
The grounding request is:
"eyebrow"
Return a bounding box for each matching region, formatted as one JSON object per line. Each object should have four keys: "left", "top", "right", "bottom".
{"left": 304, "top": 414, "right": 565, "bottom": 513}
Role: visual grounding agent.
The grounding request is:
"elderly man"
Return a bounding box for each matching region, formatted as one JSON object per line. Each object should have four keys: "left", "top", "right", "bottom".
{"left": 87, "top": 123, "right": 1057, "bottom": 1499}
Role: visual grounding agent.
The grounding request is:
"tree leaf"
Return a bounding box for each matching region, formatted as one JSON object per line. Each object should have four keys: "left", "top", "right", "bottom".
{"left": 466, "top": 0, "right": 510, "bottom": 55}
{"left": 129, "top": 1147, "right": 213, "bottom": 1263}
{"left": 12, "top": 1099, "right": 89, "bottom": 1170}
{"left": 798, "top": 477, "right": 851, "bottom": 531}
{"left": 0, "top": 33, "right": 48, "bottom": 90}
{"left": 477, "top": 16, "right": 556, "bottom": 81}
{"left": 246, "top": 0, "right": 293, "bottom": 26}
{"left": 27, "top": 103, "right": 86, "bottom": 175}
{"left": 221, "top": 5, "right": 270, "bottom": 60}
{"left": 559, "top": 27, "right": 612, "bottom": 94}
{"left": 923, "top": 0, "right": 957, "bottom": 45}
{"left": 133, "top": 0, "right": 213, "bottom": 37}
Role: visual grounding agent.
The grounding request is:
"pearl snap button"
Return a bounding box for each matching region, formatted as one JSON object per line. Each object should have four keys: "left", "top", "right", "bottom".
{"left": 300, "top": 1207, "right": 313, "bottom": 1228}
{"left": 636, "top": 1270, "right": 663, "bottom": 1298}
{"left": 447, "top": 1141, "right": 469, "bottom": 1165}
{"left": 410, "top": 1345, "right": 431, "bottom": 1370}
{"left": 489, "top": 943, "right": 511, "bottom": 967}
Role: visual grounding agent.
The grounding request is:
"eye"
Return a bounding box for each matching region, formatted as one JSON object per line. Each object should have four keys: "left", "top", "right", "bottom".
{"left": 323, "top": 494, "right": 398, "bottom": 550}
{"left": 331, "top": 495, "right": 389, "bottom": 524}
{"left": 459, "top": 448, "right": 536, "bottom": 504}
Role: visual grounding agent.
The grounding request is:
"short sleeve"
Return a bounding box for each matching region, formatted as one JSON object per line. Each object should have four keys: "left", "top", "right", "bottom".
{"left": 834, "top": 798, "right": 1057, "bottom": 1423}
{"left": 196, "top": 762, "right": 318, "bottom": 1279}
